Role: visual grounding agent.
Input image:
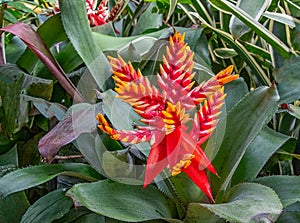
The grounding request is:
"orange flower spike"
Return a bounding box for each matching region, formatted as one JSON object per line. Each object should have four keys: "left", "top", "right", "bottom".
{"left": 108, "top": 55, "right": 142, "bottom": 89}
{"left": 96, "top": 113, "right": 153, "bottom": 143}
{"left": 97, "top": 32, "right": 239, "bottom": 201}
{"left": 158, "top": 32, "right": 196, "bottom": 106}
{"left": 192, "top": 87, "right": 226, "bottom": 146}
{"left": 215, "top": 65, "right": 239, "bottom": 85}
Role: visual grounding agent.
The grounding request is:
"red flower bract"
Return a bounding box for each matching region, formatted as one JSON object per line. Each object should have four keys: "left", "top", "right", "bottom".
{"left": 96, "top": 32, "right": 239, "bottom": 201}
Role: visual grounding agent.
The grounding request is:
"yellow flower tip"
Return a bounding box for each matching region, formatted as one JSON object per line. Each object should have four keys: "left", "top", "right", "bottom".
{"left": 137, "top": 69, "right": 142, "bottom": 79}
{"left": 118, "top": 55, "right": 127, "bottom": 67}
{"left": 219, "top": 75, "right": 239, "bottom": 85}
{"left": 171, "top": 153, "right": 194, "bottom": 176}
{"left": 162, "top": 110, "right": 173, "bottom": 118}
{"left": 163, "top": 118, "right": 175, "bottom": 125}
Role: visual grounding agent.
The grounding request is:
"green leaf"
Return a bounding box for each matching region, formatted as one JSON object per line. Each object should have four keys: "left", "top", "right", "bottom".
{"left": 23, "top": 95, "right": 67, "bottom": 121}
{"left": 92, "top": 30, "right": 166, "bottom": 52}
{"left": 23, "top": 75, "right": 53, "bottom": 101}
{"left": 21, "top": 189, "right": 73, "bottom": 223}
{"left": 0, "top": 163, "right": 101, "bottom": 199}
{"left": 229, "top": 0, "right": 272, "bottom": 39}
{"left": 213, "top": 48, "right": 238, "bottom": 59}
{"left": 166, "top": 0, "right": 177, "bottom": 23}
{"left": 185, "top": 204, "right": 224, "bottom": 223}
{"left": 208, "top": 0, "right": 291, "bottom": 57}
{"left": 51, "top": 207, "right": 92, "bottom": 223}
{"left": 0, "top": 65, "right": 26, "bottom": 136}
{"left": 275, "top": 57, "right": 300, "bottom": 103}
{"left": 254, "top": 175, "right": 300, "bottom": 207}
{"left": 200, "top": 183, "right": 282, "bottom": 223}
{"left": 224, "top": 78, "right": 249, "bottom": 111}
{"left": 66, "top": 180, "right": 176, "bottom": 222}
{"left": 263, "top": 12, "right": 297, "bottom": 28}
{"left": 232, "top": 127, "right": 291, "bottom": 185}
{"left": 0, "top": 192, "right": 30, "bottom": 223}
{"left": 17, "top": 14, "right": 67, "bottom": 73}
{"left": 184, "top": 14, "right": 271, "bottom": 85}
{"left": 0, "top": 22, "right": 84, "bottom": 102}
{"left": 6, "top": 36, "right": 26, "bottom": 63}
{"left": 131, "top": 3, "right": 163, "bottom": 35}
{"left": 287, "top": 104, "right": 300, "bottom": 119}
{"left": 212, "top": 85, "right": 279, "bottom": 193}
{"left": 59, "top": 0, "right": 111, "bottom": 91}
{"left": 0, "top": 133, "right": 15, "bottom": 155}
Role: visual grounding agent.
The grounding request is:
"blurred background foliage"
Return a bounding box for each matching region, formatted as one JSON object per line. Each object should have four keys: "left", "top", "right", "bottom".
{"left": 0, "top": 0, "right": 300, "bottom": 222}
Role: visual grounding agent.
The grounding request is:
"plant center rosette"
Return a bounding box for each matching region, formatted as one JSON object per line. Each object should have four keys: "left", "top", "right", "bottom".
{"left": 96, "top": 32, "right": 239, "bottom": 201}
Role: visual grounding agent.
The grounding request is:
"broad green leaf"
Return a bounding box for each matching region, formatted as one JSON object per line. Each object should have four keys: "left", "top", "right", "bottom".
{"left": 264, "top": 12, "right": 297, "bottom": 28}
{"left": 131, "top": 3, "right": 163, "bottom": 35}
{"left": 185, "top": 204, "right": 224, "bottom": 223}
{"left": 0, "top": 192, "right": 30, "bottom": 223}
{"left": 6, "top": 36, "right": 26, "bottom": 63}
{"left": 274, "top": 57, "right": 300, "bottom": 103}
{"left": 59, "top": 0, "right": 111, "bottom": 91}
{"left": 229, "top": 0, "right": 272, "bottom": 39}
{"left": 0, "top": 65, "right": 26, "bottom": 136}
{"left": 212, "top": 85, "right": 279, "bottom": 193}
{"left": 232, "top": 127, "right": 291, "bottom": 185}
{"left": 74, "top": 213, "right": 105, "bottom": 223}
{"left": 51, "top": 207, "right": 92, "bottom": 223}
{"left": 254, "top": 175, "right": 300, "bottom": 207}
{"left": 23, "top": 75, "right": 53, "bottom": 101}
{"left": 170, "top": 173, "right": 204, "bottom": 204}
{"left": 200, "top": 183, "right": 282, "bottom": 223}
{"left": 0, "top": 145, "right": 18, "bottom": 167}
{"left": 66, "top": 180, "right": 176, "bottom": 222}
{"left": 75, "top": 133, "right": 104, "bottom": 174}
{"left": 101, "top": 90, "right": 141, "bottom": 130}
{"left": 224, "top": 78, "right": 249, "bottom": 111}
{"left": 277, "top": 211, "right": 300, "bottom": 223}
{"left": 93, "top": 29, "right": 167, "bottom": 54}
{"left": 213, "top": 48, "right": 238, "bottom": 59}
{"left": 209, "top": 0, "right": 291, "bottom": 57}
{"left": 21, "top": 189, "right": 73, "bottom": 223}
{"left": 0, "top": 163, "right": 101, "bottom": 199}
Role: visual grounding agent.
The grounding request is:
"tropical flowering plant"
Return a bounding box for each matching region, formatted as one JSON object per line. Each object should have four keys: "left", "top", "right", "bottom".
{"left": 96, "top": 32, "right": 238, "bottom": 201}
{"left": 0, "top": 0, "right": 300, "bottom": 222}
{"left": 54, "top": 0, "right": 122, "bottom": 27}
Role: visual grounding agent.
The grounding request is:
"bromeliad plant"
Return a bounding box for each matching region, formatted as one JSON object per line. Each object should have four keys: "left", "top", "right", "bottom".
{"left": 96, "top": 32, "right": 238, "bottom": 200}
{"left": 1, "top": 0, "right": 300, "bottom": 222}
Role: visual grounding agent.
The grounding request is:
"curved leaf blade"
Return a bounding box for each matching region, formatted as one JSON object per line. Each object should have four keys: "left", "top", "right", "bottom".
{"left": 66, "top": 180, "right": 176, "bottom": 222}
{"left": 212, "top": 85, "right": 279, "bottom": 193}
{"left": 59, "top": 0, "right": 111, "bottom": 91}
{"left": 0, "top": 163, "right": 101, "bottom": 199}
{"left": 201, "top": 183, "right": 282, "bottom": 223}
{"left": 21, "top": 189, "right": 73, "bottom": 223}
{"left": 232, "top": 127, "right": 292, "bottom": 185}
{"left": 209, "top": 0, "right": 291, "bottom": 57}
{"left": 229, "top": 0, "right": 272, "bottom": 39}
{"left": 254, "top": 175, "right": 300, "bottom": 208}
